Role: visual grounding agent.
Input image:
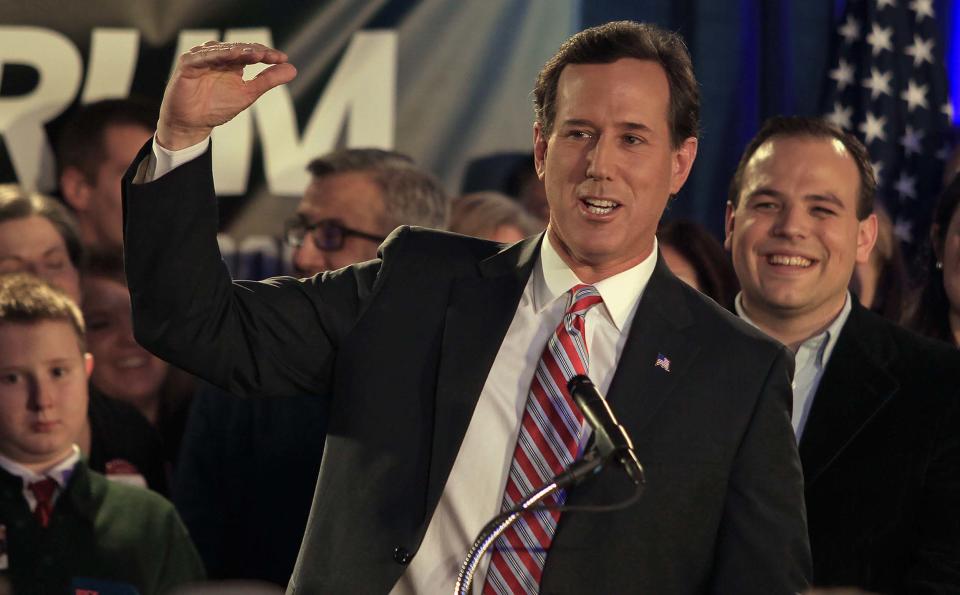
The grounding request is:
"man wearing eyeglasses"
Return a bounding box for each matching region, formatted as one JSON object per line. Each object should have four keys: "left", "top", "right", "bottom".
{"left": 174, "top": 147, "right": 448, "bottom": 585}
{"left": 286, "top": 149, "right": 447, "bottom": 276}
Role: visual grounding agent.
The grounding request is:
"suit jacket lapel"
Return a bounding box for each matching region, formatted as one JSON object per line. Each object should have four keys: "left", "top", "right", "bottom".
{"left": 799, "top": 303, "right": 899, "bottom": 487}
{"left": 424, "top": 235, "right": 541, "bottom": 516}
{"left": 604, "top": 258, "right": 698, "bottom": 445}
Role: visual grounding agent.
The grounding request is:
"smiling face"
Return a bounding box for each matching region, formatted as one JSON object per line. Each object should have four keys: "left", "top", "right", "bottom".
{"left": 725, "top": 135, "right": 877, "bottom": 329}
{"left": 0, "top": 320, "right": 92, "bottom": 472}
{"left": 81, "top": 275, "right": 168, "bottom": 417}
{"left": 534, "top": 59, "right": 697, "bottom": 281}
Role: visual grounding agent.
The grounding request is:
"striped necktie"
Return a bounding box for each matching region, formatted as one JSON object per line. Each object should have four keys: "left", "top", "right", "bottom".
{"left": 483, "top": 284, "right": 603, "bottom": 594}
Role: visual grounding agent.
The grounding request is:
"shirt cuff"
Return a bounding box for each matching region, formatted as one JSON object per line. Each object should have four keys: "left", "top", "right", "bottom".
{"left": 134, "top": 135, "right": 211, "bottom": 183}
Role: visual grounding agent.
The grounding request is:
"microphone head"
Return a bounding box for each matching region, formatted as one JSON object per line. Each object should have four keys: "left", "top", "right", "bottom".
{"left": 567, "top": 374, "right": 593, "bottom": 411}
{"left": 567, "top": 374, "right": 592, "bottom": 395}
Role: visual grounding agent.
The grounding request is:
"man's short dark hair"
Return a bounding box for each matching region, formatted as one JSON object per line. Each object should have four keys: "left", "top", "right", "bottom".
{"left": 0, "top": 184, "right": 83, "bottom": 268}
{"left": 728, "top": 116, "right": 876, "bottom": 220}
{"left": 534, "top": 20, "right": 700, "bottom": 148}
{"left": 306, "top": 148, "right": 449, "bottom": 231}
{"left": 0, "top": 273, "right": 85, "bottom": 349}
{"left": 55, "top": 97, "right": 158, "bottom": 182}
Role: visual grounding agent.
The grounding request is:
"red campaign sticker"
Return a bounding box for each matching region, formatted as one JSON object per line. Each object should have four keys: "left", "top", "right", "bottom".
{"left": 104, "top": 459, "right": 139, "bottom": 476}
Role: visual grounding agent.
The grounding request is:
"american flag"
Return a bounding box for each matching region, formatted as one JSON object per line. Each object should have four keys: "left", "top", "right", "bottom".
{"left": 823, "top": 0, "right": 954, "bottom": 252}
{"left": 655, "top": 353, "right": 671, "bottom": 372}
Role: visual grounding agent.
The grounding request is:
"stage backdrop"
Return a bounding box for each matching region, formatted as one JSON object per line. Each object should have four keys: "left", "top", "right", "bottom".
{"left": 0, "top": 0, "right": 576, "bottom": 241}
{"left": 2, "top": 0, "right": 956, "bottom": 248}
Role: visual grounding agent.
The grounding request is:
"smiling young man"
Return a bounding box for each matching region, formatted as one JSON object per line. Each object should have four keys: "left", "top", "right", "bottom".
{"left": 123, "top": 22, "right": 809, "bottom": 593}
{"left": 726, "top": 116, "right": 960, "bottom": 593}
{"left": 0, "top": 274, "right": 204, "bottom": 594}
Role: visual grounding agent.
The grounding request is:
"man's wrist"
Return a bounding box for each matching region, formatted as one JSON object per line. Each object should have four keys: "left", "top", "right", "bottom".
{"left": 146, "top": 135, "right": 210, "bottom": 182}
{"left": 156, "top": 124, "right": 212, "bottom": 151}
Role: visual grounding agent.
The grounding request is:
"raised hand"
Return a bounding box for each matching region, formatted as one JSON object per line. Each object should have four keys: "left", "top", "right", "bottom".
{"left": 156, "top": 41, "right": 297, "bottom": 150}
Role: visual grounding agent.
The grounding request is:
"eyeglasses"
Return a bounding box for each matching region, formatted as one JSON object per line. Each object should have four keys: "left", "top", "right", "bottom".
{"left": 283, "top": 218, "right": 386, "bottom": 252}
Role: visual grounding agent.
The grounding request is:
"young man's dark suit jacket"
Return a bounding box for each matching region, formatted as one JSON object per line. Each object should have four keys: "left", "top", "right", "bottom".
{"left": 122, "top": 145, "right": 811, "bottom": 594}
{"left": 799, "top": 301, "right": 960, "bottom": 593}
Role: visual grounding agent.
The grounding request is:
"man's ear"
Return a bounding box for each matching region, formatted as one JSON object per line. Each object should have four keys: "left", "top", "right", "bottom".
{"left": 723, "top": 201, "right": 735, "bottom": 251}
{"left": 60, "top": 167, "right": 91, "bottom": 211}
{"left": 84, "top": 353, "right": 94, "bottom": 379}
{"left": 533, "top": 123, "right": 548, "bottom": 181}
{"left": 855, "top": 213, "right": 879, "bottom": 264}
{"left": 668, "top": 137, "right": 698, "bottom": 195}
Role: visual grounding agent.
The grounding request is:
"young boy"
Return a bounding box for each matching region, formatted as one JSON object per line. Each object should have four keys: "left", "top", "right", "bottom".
{"left": 0, "top": 274, "right": 204, "bottom": 594}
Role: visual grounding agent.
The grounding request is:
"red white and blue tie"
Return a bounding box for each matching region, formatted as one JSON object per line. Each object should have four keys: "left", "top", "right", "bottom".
{"left": 483, "top": 284, "right": 603, "bottom": 595}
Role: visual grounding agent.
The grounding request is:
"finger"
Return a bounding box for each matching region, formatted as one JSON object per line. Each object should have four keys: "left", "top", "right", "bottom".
{"left": 188, "top": 40, "right": 228, "bottom": 53}
{"left": 245, "top": 62, "right": 298, "bottom": 99}
{"left": 182, "top": 44, "right": 288, "bottom": 70}
{"left": 192, "top": 42, "right": 286, "bottom": 61}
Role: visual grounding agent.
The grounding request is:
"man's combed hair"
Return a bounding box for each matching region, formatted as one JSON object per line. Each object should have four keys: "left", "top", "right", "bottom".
{"left": 534, "top": 20, "right": 700, "bottom": 148}
{"left": 0, "top": 184, "right": 83, "bottom": 268}
{"left": 0, "top": 273, "right": 85, "bottom": 347}
{"left": 55, "top": 97, "right": 158, "bottom": 182}
{"left": 728, "top": 116, "right": 877, "bottom": 220}
{"left": 306, "top": 148, "right": 449, "bottom": 231}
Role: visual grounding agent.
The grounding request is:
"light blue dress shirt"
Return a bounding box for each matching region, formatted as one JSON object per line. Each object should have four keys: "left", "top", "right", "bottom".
{"left": 736, "top": 292, "right": 852, "bottom": 439}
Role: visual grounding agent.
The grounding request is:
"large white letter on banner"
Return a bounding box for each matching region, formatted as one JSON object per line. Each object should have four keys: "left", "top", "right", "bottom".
{"left": 209, "top": 28, "right": 262, "bottom": 195}
{"left": 0, "top": 27, "right": 82, "bottom": 192}
{"left": 253, "top": 30, "right": 397, "bottom": 196}
{"left": 81, "top": 28, "right": 140, "bottom": 103}
{"left": 169, "top": 28, "right": 397, "bottom": 197}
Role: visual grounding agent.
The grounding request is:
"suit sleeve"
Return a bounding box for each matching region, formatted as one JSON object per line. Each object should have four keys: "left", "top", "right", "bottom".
{"left": 711, "top": 346, "right": 812, "bottom": 594}
{"left": 122, "top": 142, "right": 384, "bottom": 399}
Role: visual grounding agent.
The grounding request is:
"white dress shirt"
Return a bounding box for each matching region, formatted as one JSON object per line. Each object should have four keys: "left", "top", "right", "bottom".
{"left": 392, "top": 235, "right": 657, "bottom": 594}
{"left": 0, "top": 445, "right": 81, "bottom": 511}
{"left": 736, "top": 292, "right": 851, "bottom": 439}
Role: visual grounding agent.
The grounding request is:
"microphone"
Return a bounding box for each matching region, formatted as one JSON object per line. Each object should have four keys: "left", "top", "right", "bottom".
{"left": 567, "top": 374, "right": 645, "bottom": 485}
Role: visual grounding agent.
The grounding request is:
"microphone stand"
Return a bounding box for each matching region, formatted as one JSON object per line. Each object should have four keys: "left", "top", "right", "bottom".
{"left": 453, "top": 453, "right": 605, "bottom": 595}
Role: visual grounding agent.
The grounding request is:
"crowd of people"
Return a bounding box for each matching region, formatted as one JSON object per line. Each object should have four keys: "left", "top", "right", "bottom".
{"left": 0, "top": 20, "right": 958, "bottom": 595}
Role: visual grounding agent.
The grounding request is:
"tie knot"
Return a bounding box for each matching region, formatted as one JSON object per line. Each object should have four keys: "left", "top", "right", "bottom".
{"left": 567, "top": 284, "right": 602, "bottom": 315}
{"left": 28, "top": 477, "right": 57, "bottom": 504}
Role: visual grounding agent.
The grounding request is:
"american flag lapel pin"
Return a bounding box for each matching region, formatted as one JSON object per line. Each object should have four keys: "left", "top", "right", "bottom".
{"left": 655, "top": 353, "right": 671, "bottom": 372}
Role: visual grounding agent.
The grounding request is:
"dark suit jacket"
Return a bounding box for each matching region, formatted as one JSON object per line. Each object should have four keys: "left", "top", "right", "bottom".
{"left": 173, "top": 383, "right": 328, "bottom": 585}
{"left": 122, "top": 145, "right": 811, "bottom": 594}
{"left": 801, "top": 302, "right": 960, "bottom": 594}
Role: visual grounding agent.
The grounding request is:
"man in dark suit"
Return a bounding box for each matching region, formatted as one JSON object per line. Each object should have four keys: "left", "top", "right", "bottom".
{"left": 725, "top": 116, "right": 960, "bottom": 594}
{"left": 123, "top": 22, "right": 810, "bottom": 593}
